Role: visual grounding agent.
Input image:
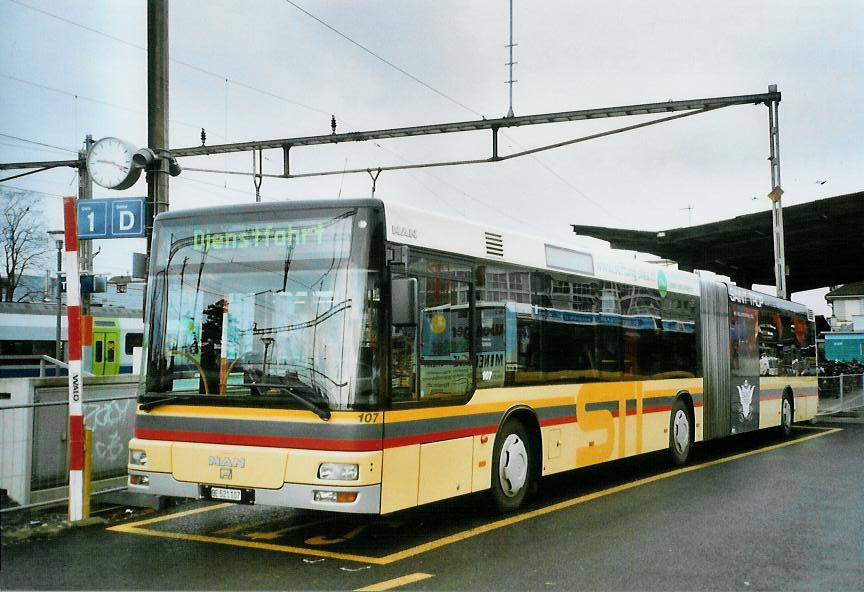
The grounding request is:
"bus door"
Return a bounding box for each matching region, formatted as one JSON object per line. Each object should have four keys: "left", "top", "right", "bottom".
{"left": 383, "top": 249, "right": 476, "bottom": 512}
{"left": 729, "top": 302, "right": 760, "bottom": 434}
{"left": 92, "top": 320, "right": 120, "bottom": 376}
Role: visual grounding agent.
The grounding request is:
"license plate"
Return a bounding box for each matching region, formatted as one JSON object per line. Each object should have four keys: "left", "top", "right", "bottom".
{"left": 210, "top": 487, "right": 242, "bottom": 501}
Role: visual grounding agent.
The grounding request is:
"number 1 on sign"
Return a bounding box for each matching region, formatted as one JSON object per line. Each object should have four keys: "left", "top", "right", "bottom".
{"left": 87, "top": 211, "right": 95, "bottom": 233}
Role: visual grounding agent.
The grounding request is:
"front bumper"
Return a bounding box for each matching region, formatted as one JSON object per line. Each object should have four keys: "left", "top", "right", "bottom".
{"left": 128, "top": 470, "right": 382, "bottom": 514}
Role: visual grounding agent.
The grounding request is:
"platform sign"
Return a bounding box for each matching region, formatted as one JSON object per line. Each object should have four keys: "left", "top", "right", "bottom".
{"left": 78, "top": 197, "right": 146, "bottom": 239}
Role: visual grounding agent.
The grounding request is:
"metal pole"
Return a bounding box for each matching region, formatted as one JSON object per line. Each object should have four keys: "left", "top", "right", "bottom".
{"left": 146, "top": 0, "right": 170, "bottom": 266}
{"left": 766, "top": 84, "right": 787, "bottom": 299}
{"left": 77, "top": 136, "right": 93, "bottom": 310}
{"left": 77, "top": 137, "right": 93, "bottom": 373}
{"left": 839, "top": 374, "right": 844, "bottom": 411}
{"left": 54, "top": 239, "right": 63, "bottom": 362}
{"left": 506, "top": 0, "right": 516, "bottom": 118}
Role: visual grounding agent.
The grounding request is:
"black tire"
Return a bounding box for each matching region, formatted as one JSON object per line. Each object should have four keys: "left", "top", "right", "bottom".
{"left": 669, "top": 398, "right": 693, "bottom": 466}
{"left": 491, "top": 419, "right": 533, "bottom": 513}
{"left": 780, "top": 392, "right": 794, "bottom": 438}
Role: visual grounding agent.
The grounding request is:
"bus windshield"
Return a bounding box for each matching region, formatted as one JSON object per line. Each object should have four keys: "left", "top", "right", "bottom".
{"left": 141, "top": 207, "right": 379, "bottom": 412}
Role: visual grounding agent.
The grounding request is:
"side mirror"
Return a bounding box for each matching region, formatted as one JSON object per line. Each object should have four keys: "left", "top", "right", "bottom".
{"left": 391, "top": 278, "right": 417, "bottom": 326}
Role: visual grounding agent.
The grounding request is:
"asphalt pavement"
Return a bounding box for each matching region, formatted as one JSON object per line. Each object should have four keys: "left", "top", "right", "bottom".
{"left": 2, "top": 418, "right": 862, "bottom": 591}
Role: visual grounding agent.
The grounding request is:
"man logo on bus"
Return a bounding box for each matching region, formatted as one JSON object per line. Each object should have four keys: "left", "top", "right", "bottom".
{"left": 209, "top": 456, "right": 246, "bottom": 468}
{"left": 737, "top": 380, "right": 755, "bottom": 419}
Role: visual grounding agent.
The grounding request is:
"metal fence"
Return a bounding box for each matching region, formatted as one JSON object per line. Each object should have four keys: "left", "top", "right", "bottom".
{"left": 818, "top": 373, "right": 864, "bottom": 416}
{"left": 1, "top": 375, "right": 138, "bottom": 513}
{"left": 0, "top": 354, "right": 70, "bottom": 378}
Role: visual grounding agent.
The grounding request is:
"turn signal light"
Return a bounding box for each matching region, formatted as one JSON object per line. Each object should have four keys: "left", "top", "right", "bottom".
{"left": 313, "top": 490, "right": 358, "bottom": 503}
{"left": 129, "top": 474, "right": 150, "bottom": 487}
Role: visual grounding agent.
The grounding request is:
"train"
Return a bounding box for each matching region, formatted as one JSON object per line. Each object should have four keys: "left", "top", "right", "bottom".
{"left": 0, "top": 302, "right": 144, "bottom": 377}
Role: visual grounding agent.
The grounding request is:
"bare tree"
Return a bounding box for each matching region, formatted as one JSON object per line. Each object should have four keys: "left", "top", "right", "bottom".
{"left": 1, "top": 188, "right": 52, "bottom": 302}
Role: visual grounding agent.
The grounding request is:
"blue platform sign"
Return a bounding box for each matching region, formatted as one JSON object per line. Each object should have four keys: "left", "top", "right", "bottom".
{"left": 78, "top": 197, "right": 146, "bottom": 239}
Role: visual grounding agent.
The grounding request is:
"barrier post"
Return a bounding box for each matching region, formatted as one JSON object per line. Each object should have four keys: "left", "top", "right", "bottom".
{"left": 63, "top": 196, "right": 85, "bottom": 522}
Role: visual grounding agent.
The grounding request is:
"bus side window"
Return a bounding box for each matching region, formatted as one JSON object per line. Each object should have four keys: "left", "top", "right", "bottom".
{"left": 418, "top": 277, "right": 473, "bottom": 400}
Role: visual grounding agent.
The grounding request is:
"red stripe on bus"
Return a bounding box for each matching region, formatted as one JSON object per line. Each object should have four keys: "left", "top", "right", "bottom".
{"left": 69, "top": 415, "right": 84, "bottom": 470}
{"left": 137, "top": 401, "right": 707, "bottom": 452}
{"left": 539, "top": 416, "right": 575, "bottom": 427}
{"left": 383, "top": 425, "right": 499, "bottom": 448}
{"left": 135, "top": 428, "right": 383, "bottom": 452}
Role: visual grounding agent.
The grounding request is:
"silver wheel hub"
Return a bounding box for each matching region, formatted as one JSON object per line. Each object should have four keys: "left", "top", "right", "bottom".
{"left": 498, "top": 434, "right": 528, "bottom": 498}
{"left": 782, "top": 398, "right": 792, "bottom": 428}
{"left": 673, "top": 409, "right": 690, "bottom": 454}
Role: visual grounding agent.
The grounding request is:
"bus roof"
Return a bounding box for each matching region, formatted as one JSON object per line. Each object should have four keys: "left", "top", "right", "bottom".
{"left": 382, "top": 200, "right": 703, "bottom": 297}
{"left": 154, "top": 198, "right": 805, "bottom": 309}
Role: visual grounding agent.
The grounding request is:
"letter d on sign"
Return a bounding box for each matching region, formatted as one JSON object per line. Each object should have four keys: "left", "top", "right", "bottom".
{"left": 118, "top": 210, "right": 135, "bottom": 231}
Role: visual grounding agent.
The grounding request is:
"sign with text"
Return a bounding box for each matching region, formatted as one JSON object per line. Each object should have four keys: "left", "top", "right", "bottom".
{"left": 77, "top": 197, "right": 146, "bottom": 239}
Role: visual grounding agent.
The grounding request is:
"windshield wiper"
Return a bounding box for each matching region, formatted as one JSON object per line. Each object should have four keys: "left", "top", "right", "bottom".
{"left": 251, "top": 382, "right": 332, "bottom": 420}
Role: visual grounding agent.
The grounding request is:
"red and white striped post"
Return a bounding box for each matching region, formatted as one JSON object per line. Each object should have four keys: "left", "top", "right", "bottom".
{"left": 63, "top": 196, "right": 85, "bottom": 521}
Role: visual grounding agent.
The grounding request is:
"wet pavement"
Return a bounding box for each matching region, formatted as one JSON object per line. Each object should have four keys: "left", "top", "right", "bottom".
{"left": 2, "top": 418, "right": 862, "bottom": 590}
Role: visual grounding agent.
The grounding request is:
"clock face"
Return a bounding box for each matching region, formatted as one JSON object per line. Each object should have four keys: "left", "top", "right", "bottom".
{"left": 86, "top": 137, "right": 142, "bottom": 190}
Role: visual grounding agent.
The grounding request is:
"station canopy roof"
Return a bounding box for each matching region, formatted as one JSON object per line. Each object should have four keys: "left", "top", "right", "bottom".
{"left": 571, "top": 191, "right": 864, "bottom": 294}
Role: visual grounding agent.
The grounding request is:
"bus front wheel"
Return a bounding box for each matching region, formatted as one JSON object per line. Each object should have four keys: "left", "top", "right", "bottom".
{"left": 780, "top": 392, "right": 794, "bottom": 437}
{"left": 669, "top": 398, "right": 693, "bottom": 466}
{"left": 491, "top": 419, "right": 532, "bottom": 513}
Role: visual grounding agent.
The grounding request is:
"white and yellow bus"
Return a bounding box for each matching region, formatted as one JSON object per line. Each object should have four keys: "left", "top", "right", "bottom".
{"left": 127, "top": 198, "right": 817, "bottom": 513}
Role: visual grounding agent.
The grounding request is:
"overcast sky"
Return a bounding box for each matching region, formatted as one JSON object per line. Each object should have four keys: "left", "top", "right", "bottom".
{"left": 2, "top": 0, "right": 862, "bottom": 314}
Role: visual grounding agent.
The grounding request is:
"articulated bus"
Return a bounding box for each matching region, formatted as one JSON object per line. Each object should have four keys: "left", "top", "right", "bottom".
{"left": 128, "top": 199, "right": 817, "bottom": 513}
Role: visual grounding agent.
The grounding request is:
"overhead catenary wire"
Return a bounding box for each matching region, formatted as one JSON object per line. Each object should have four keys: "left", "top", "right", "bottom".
{"left": 0, "top": 73, "right": 224, "bottom": 139}
{"left": 182, "top": 106, "right": 723, "bottom": 181}
{"left": 0, "top": 132, "right": 77, "bottom": 154}
{"left": 0, "top": 164, "right": 72, "bottom": 183}
{"left": 4, "top": 0, "right": 549, "bottom": 226}
{"left": 279, "top": 0, "right": 615, "bottom": 224}
{"left": 6, "top": 0, "right": 329, "bottom": 119}
{"left": 284, "top": 0, "right": 484, "bottom": 119}
{"left": 5, "top": 0, "right": 716, "bottom": 234}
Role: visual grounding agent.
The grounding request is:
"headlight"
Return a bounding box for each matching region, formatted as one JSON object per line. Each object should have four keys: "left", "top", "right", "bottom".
{"left": 318, "top": 463, "right": 359, "bottom": 480}
{"left": 129, "top": 449, "right": 148, "bottom": 466}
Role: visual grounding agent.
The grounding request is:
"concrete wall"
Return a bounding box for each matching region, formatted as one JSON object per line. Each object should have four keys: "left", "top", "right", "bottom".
{"left": 0, "top": 375, "right": 139, "bottom": 507}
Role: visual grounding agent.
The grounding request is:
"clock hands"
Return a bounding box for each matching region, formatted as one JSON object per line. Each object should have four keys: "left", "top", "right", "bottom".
{"left": 95, "top": 159, "right": 130, "bottom": 173}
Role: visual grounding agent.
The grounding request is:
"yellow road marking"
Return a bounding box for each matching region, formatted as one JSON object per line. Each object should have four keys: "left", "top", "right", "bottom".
{"left": 245, "top": 517, "right": 335, "bottom": 541}
{"left": 112, "top": 502, "right": 233, "bottom": 528}
{"left": 108, "top": 523, "right": 384, "bottom": 563}
{"left": 356, "top": 572, "right": 434, "bottom": 591}
{"left": 109, "top": 427, "right": 840, "bottom": 565}
{"left": 377, "top": 427, "right": 841, "bottom": 564}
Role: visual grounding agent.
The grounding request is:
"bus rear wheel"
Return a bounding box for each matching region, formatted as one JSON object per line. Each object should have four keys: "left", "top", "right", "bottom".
{"left": 491, "top": 419, "right": 532, "bottom": 513}
{"left": 780, "top": 393, "right": 793, "bottom": 437}
{"left": 669, "top": 398, "right": 693, "bottom": 466}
